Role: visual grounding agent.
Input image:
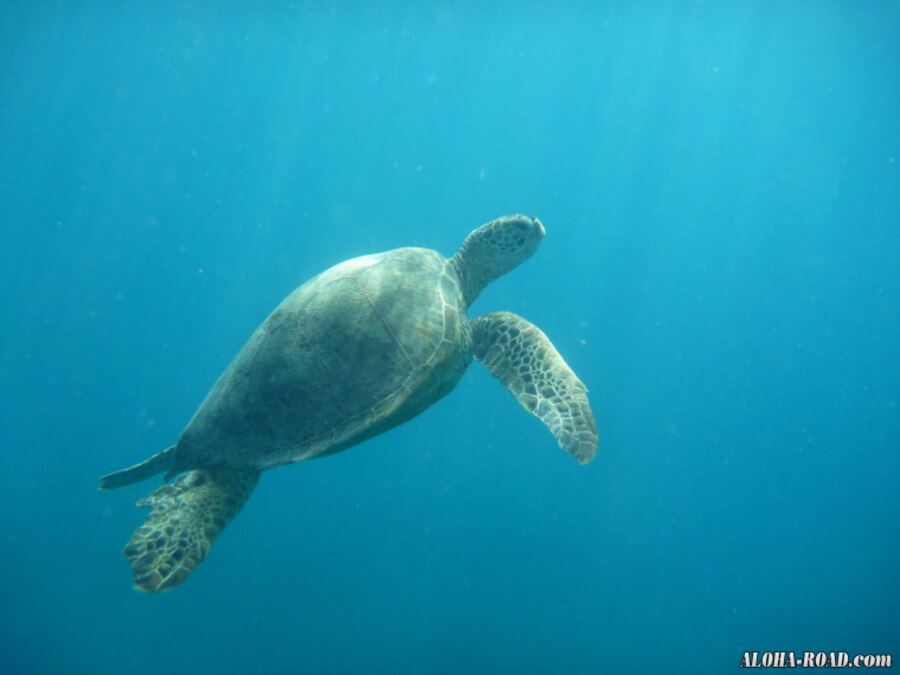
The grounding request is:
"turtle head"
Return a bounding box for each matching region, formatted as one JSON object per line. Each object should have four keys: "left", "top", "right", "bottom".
{"left": 451, "top": 214, "right": 545, "bottom": 307}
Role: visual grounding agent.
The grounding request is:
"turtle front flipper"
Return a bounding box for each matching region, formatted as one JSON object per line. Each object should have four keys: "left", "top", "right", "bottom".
{"left": 470, "top": 311, "right": 598, "bottom": 464}
{"left": 123, "top": 467, "right": 260, "bottom": 592}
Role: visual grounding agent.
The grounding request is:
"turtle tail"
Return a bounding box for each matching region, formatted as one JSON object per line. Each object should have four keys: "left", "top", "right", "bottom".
{"left": 99, "top": 446, "right": 175, "bottom": 490}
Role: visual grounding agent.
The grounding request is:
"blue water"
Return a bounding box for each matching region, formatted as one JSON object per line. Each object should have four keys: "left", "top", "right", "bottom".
{"left": 1, "top": 2, "right": 898, "bottom": 673}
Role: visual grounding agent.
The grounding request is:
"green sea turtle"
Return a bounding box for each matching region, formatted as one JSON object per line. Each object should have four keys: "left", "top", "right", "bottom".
{"left": 100, "top": 214, "right": 597, "bottom": 592}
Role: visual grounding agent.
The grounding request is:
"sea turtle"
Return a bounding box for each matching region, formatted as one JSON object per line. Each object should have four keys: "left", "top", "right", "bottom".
{"left": 101, "top": 214, "right": 598, "bottom": 592}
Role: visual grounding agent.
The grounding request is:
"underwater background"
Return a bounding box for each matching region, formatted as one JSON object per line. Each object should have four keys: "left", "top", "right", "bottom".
{"left": 1, "top": 2, "right": 898, "bottom": 673}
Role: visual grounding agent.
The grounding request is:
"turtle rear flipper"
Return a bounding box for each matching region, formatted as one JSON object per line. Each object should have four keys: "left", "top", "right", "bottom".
{"left": 99, "top": 446, "right": 175, "bottom": 490}
{"left": 471, "top": 311, "right": 598, "bottom": 465}
{"left": 124, "top": 467, "right": 260, "bottom": 592}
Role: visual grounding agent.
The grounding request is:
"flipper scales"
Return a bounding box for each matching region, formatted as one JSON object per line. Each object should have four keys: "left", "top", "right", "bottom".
{"left": 123, "top": 467, "right": 260, "bottom": 592}
{"left": 471, "top": 311, "right": 598, "bottom": 464}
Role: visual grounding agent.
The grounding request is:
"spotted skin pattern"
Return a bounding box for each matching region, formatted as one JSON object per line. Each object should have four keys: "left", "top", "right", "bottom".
{"left": 470, "top": 311, "right": 598, "bottom": 464}
{"left": 124, "top": 467, "right": 260, "bottom": 592}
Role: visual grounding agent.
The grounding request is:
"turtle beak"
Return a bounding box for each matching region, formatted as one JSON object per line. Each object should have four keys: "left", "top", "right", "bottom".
{"left": 533, "top": 217, "right": 546, "bottom": 237}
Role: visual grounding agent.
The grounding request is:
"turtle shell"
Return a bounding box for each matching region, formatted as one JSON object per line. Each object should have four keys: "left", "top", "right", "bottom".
{"left": 170, "top": 247, "right": 471, "bottom": 472}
